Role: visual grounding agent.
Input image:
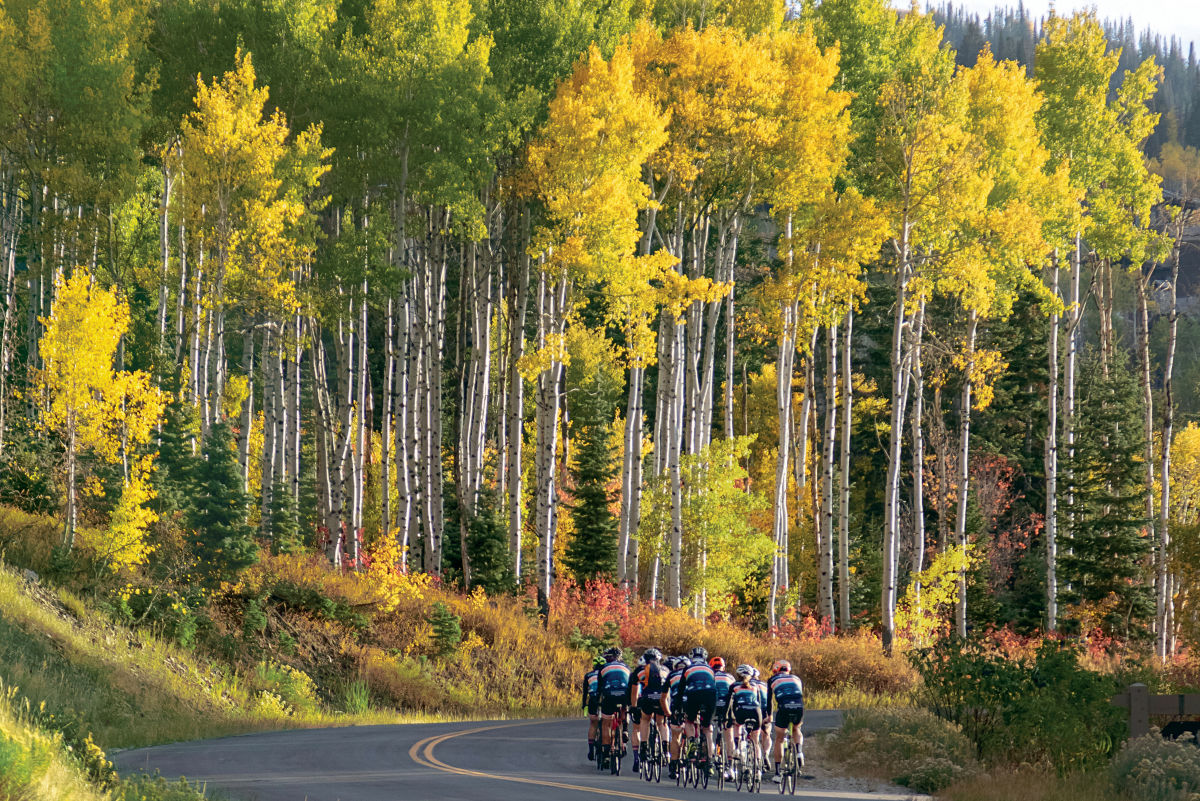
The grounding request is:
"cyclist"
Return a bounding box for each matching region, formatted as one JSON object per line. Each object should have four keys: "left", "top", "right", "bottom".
{"left": 598, "top": 646, "right": 631, "bottom": 769}
{"left": 630, "top": 648, "right": 668, "bottom": 774}
{"left": 767, "top": 659, "right": 805, "bottom": 784}
{"left": 709, "top": 657, "right": 735, "bottom": 779}
{"left": 682, "top": 646, "right": 718, "bottom": 776}
{"left": 664, "top": 655, "right": 689, "bottom": 780}
{"left": 751, "top": 666, "right": 771, "bottom": 763}
{"left": 583, "top": 655, "right": 603, "bottom": 760}
{"left": 725, "top": 664, "right": 764, "bottom": 781}
{"left": 627, "top": 654, "right": 645, "bottom": 771}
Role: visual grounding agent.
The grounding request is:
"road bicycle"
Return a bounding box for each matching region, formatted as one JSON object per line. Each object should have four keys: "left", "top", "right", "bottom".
{"left": 732, "top": 726, "right": 762, "bottom": 793}
{"left": 599, "top": 707, "right": 628, "bottom": 776}
{"left": 777, "top": 732, "right": 801, "bottom": 795}
{"left": 677, "top": 727, "right": 711, "bottom": 790}
{"left": 712, "top": 719, "right": 725, "bottom": 791}
{"left": 640, "top": 714, "right": 663, "bottom": 783}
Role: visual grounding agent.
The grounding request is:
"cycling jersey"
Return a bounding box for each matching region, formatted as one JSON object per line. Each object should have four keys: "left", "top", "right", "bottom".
{"left": 728, "top": 684, "right": 762, "bottom": 715}
{"left": 667, "top": 666, "right": 687, "bottom": 725}
{"left": 599, "top": 661, "right": 631, "bottom": 697}
{"left": 583, "top": 668, "right": 600, "bottom": 716}
{"left": 682, "top": 660, "right": 717, "bottom": 727}
{"left": 752, "top": 678, "right": 769, "bottom": 713}
{"left": 727, "top": 683, "right": 764, "bottom": 727}
{"left": 713, "top": 670, "right": 734, "bottom": 708}
{"left": 766, "top": 672, "right": 804, "bottom": 713}
{"left": 637, "top": 663, "right": 668, "bottom": 700}
{"left": 682, "top": 661, "right": 716, "bottom": 692}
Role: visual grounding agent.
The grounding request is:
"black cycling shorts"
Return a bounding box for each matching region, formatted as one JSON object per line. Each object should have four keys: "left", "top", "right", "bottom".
{"left": 600, "top": 694, "right": 627, "bottom": 717}
{"left": 638, "top": 696, "right": 664, "bottom": 718}
{"left": 629, "top": 706, "right": 642, "bottom": 724}
{"left": 684, "top": 689, "right": 717, "bottom": 727}
{"left": 586, "top": 696, "right": 599, "bottom": 716}
{"left": 773, "top": 705, "right": 804, "bottom": 729}
{"left": 669, "top": 707, "right": 686, "bottom": 727}
{"left": 733, "top": 710, "right": 761, "bottom": 730}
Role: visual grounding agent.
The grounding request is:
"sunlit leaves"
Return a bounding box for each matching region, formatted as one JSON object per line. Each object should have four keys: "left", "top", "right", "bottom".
{"left": 525, "top": 44, "right": 668, "bottom": 284}
{"left": 176, "top": 50, "right": 330, "bottom": 318}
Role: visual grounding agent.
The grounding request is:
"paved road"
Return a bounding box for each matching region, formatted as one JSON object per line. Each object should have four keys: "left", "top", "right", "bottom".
{"left": 114, "top": 714, "right": 920, "bottom": 801}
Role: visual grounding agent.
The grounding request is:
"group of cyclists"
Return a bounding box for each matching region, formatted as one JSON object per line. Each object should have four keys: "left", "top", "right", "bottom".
{"left": 582, "top": 645, "right": 805, "bottom": 788}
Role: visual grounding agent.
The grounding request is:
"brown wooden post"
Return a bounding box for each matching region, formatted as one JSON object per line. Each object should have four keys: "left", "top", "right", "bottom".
{"left": 1129, "top": 683, "right": 1150, "bottom": 738}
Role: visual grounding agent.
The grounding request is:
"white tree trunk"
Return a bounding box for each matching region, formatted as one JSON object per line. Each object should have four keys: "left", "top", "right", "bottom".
{"left": 507, "top": 218, "right": 530, "bottom": 578}
{"left": 882, "top": 221, "right": 912, "bottom": 653}
{"left": 770, "top": 301, "right": 798, "bottom": 629}
{"left": 818, "top": 323, "right": 838, "bottom": 622}
{"left": 1158, "top": 231, "right": 1182, "bottom": 659}
{"left": 955, "top": 310, "right": 978, "bottom": 638}
{"left": 1136, "top": 269, "right": 1159, "bottom": 643}
{"left": 838, "top": 309, "right": 854, "bottom": 631}
{"left": 157, "top": 162, "right": 173, "bottom": 349}
{"left": 667, "top": 317, "right": 685, "bottom": 608}
{"left": 910, "top": 300, "right": 927, "bottom": 586}
{"left": 1045, "top": 254, "right": 1060, "bottom": 631}
{"left": 237, "top": 327, "right": 256, "bottom": 491}
{"left": 534, "top": 271, "right": 568, "bottom": 603}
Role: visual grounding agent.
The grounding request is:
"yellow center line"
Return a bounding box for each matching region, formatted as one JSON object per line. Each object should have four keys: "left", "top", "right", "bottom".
{"left": 408, "top": 721, "right": 699, "bottom": 801}
{"left": 407, "top": 721, "right": 923, "bottom": 801}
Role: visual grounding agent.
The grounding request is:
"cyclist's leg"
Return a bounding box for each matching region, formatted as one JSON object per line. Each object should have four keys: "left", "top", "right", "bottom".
{"left": 791, "top": 711, "right": 804, "bottom": 765}
{"left": 771, "top": 724, "right": 786, "bottom": 770}
{"left": 669, "top": 716, "right": 683, "bottom": 760}
{"left": 701, "top": 706, "right": 715, "bottom": 765}
{"left": 720, "top": 711, "right": 734, "bottom": 763}
{"left": 600, "top": 694, "right": 617, "bottom": 748}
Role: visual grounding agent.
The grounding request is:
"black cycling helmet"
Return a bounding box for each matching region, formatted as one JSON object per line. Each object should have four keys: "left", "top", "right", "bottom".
{"left": 690, "top": 646, "right": 708, "bottom": 662}
{"left": 603, "top": 646, "right": 622, "bottom": 663}
{"left": 642, "top": 648, "right": 663, "bottom": 663}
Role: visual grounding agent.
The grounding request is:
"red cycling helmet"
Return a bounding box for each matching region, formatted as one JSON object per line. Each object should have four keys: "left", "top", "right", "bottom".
{"left": 709, "top": 657, "right": 725, "bottom": 671}
{"left": 771, "top": 659, "right": 791, "bottom": 675}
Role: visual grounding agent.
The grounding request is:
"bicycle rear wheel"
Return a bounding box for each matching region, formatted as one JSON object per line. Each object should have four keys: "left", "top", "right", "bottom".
{"left": 786, "top": 743, "right": 798, "bottom": 794}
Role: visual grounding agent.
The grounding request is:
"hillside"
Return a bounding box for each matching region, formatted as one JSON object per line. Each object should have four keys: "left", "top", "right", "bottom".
{"left": 0, "top": 504, "right": 916, "bottom": 798}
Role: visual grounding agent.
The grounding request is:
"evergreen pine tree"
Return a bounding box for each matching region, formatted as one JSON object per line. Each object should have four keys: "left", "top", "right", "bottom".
{"left": 1060, "top": 351, "right": 1153, "bottom": 636}
{"left": 564, "top": 417, "right": 618, "bottom": 582}
{"left": 189, "top": 421, "right": 258, "bottom": 582}
{"left": 153, "top": 392, "right": 201, "bottom": 525}
{"left": 465, "top": 490, "right": 516, "bottom": 594}
{"left": 268, "top": 487, "right": 302, "bottom": 555}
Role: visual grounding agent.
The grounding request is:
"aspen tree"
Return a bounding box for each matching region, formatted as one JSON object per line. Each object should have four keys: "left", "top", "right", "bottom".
{"left": 1035, "top": 12, "right": 1121, "bottom": 628}
{"left": 1152, "top": 143, "right": 1200, "bottom": 657}
{"left": 873, "top": 10, "right": 968, "bottom": 652}
{"left": 524, "top": 43, "right": 668, "bottom": 603}
{"left": 40, "top": 270, "right": 161, "bottom": 549}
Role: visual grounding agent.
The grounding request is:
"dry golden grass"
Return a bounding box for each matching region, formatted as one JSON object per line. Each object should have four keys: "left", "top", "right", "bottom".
{"left": 940, "top": 768, "right": 1128, "bottom": 801}
{"left": 0, "top": 690, "right": 107, "bottom": 801}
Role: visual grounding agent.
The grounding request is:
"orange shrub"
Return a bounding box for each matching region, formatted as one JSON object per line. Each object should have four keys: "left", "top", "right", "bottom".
{"left": 548, "top": 581, "right": 917, "bottom": 696}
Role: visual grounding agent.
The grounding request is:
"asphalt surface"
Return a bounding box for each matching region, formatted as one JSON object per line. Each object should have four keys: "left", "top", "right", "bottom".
{"left": 114, "top": 713, "right": 920, "bottom": 801}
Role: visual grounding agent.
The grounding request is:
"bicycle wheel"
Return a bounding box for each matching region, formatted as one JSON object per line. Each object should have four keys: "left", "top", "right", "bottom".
{"left": 734, "top": 744, "right": 745, "bottom": 793}
{"left": 777, "top": 743, "right": 788, "bottom": 795}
